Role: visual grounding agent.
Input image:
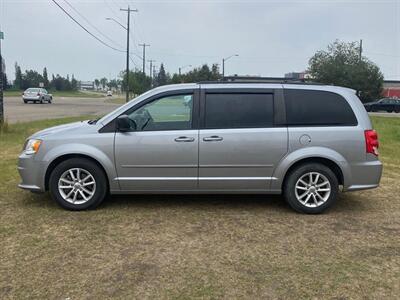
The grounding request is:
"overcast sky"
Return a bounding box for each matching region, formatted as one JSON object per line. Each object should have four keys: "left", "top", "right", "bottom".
{"left": 1, "top": 0, "right": 399, "bottom": 81}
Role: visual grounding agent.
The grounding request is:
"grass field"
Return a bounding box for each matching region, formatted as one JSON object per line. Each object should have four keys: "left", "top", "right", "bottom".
{"left": 0, "top": 116, "right": 399, "bottom": 299}
{"left": 4, "top": 90, "right": 105, "bottom": 98}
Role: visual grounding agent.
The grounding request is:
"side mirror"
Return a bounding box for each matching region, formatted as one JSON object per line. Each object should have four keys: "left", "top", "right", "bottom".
{"left": 116, "top": 115, "right": 135, "bottom": 132}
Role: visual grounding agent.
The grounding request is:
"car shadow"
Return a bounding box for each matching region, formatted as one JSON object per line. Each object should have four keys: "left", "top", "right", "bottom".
{"left": 26, "top": 190, "right": 369, "bottom": 214}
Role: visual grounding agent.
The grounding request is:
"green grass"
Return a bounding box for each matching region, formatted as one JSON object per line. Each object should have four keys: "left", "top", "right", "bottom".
{"left": 371, "top": 116, "right": 400, "bottom": 168}
{"left": 0, "top": 116, "right": 399, "bottom": 299}
{"left": 4, "top": 90, "right": 104, "bottom": 98}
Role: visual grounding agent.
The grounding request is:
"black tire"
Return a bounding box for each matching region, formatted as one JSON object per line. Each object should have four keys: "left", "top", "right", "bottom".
{"left": 23, "top": 100, "right": 27, "bottom": 104}
{"left": 365, "top": 107, "right": 371, "bottom": 112}
{"left": 283, "top": 163, "right": 339, "bottom": 214}
{"left": 40, "top": 98, "right": 44, "bottom": 104}
{"left": 49, "top": 158, "right": 108, "bottom": 211}
{"left": 387, "top": 110, "right": 393, "bottom": 113}
{"left": 48, "top": 97, "right": 52, "bottom": 104}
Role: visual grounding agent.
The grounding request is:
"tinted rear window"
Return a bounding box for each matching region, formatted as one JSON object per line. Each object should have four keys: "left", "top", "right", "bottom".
{"left": 26, "top": 88, "right": 39, "bottom": 92}
{"left": 284, "top": 89, "right": 357, "bottom": 126}
{"left": 205, "top": 93, "right": 273, "bottom": 129}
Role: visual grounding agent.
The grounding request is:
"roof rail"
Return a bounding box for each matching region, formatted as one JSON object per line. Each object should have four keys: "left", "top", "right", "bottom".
{"left": 197, "top": 76, "right": 327, "bottom": 85}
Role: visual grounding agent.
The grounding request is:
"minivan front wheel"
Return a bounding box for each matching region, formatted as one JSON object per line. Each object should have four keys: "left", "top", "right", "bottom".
{"left": 284, "top": 163, "right": 338, "bottom": 214}
{"left": 49, "top": 158, "right": 107, "bottom": 210}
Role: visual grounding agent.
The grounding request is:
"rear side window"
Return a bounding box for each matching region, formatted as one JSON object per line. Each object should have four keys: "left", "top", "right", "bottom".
{"left": 204, "top": 93, "right": 273, "bottom": 129}
{"left": 284, "top": 89, "right": 357, "bottom": 126}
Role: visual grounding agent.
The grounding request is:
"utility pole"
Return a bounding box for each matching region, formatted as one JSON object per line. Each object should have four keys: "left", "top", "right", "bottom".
{"left": 120, "top": 6, "right": 138, "bottom": 102}
{"left": 0, "top": 30, "right": 4, "bottom": 125}
{"left": 359, "top": 39, "right": 363, "bottom": 62}
{"left": 153, "top": 64, "right": 157, "bottom": 86}
{"left": 148, "top": 59, "right": 155, "bottom": 86}
{"left": 139, "top": 43, "right": 150, "bottom": 75}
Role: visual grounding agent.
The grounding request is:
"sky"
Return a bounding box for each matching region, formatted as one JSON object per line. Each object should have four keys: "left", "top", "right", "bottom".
{"left": 0, "top": 0, "right": 399, "bottom": 81}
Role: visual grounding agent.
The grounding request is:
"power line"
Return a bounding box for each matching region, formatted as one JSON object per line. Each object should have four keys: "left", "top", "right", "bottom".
{"left": 52, "top": 0, "right": 125, "bottom": 53}
{"left": 62, "top": 0, "right": 123, "bottom": 49}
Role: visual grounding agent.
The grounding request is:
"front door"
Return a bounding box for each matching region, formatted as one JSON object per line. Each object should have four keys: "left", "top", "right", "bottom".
{"left": 198, "top": 90, "right": 288, "bottom": 191}
{"left": 114, "top": 91, "right": 199, "bottom": 191}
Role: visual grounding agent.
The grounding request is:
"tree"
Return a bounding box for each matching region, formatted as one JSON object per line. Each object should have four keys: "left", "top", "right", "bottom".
{"left": 100, "top": 77, "right": 108, "bottom": 90}
{"left": 121, "top": 70, "right": 151, "bottom": 95}
{"left": 94, "top": 78, "right": 100, "bottom": 90}
{"left": 14, "top": 62, "right": 23, "bottom": 89}
{"left": 308, "top": 40, "right": 384, "bottom": 102}
{"left": 155, "top": 63, "right": 168, "bottom": 86}
{"left": 43, "top": 67, "right": 49, "bottom": 88}
{"left": 21, "top": 70, "right": 44, "bottom": 90}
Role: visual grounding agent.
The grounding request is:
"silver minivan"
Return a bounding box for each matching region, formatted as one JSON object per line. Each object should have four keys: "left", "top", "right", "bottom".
{"left": 18, "top": 82, "right": 382, "bottom": 213}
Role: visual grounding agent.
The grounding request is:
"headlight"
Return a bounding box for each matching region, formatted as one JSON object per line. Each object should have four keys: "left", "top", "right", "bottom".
{"left": 24, "top": 139, "right": 42, "bottom": 155}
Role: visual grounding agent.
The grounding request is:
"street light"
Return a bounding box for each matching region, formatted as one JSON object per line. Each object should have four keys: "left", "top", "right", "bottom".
{"left": 178, "top": 64, "right": 192, "bottom": 76}
{"left": 222, "top": 54, "right": 238, "bottom": 79}
{"left": 105, "top": 17, "right": 127, "bottom": 30}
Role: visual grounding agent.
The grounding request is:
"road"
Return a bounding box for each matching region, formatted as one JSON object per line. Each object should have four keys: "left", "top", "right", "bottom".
{"left": 4, "top": 96, "right": 122, "bottom": 123}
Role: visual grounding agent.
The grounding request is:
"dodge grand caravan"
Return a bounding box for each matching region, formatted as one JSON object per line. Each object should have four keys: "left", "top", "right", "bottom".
{"left": 18, "top": 82, "right": 382, "bottom": 213}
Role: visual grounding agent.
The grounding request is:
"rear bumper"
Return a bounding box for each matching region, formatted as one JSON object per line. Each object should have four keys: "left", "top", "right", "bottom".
{"left": 23, "top": 96, "right": 40, "bottom": 101}
{"left": 344, "top": 160, "right": 383, "bottom": 192}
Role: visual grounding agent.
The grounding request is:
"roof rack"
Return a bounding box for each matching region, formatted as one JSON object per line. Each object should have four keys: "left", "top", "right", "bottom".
{"left": 198, "top": 76, "right": 326, "bottom": 85}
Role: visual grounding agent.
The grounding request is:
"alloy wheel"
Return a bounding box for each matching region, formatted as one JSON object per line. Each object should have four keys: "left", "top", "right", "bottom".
{"left": 58, "top": 168, "right": 96, "bottom": 204}
{"left": 294, "top": 172, "right": 331, "bottom": 207}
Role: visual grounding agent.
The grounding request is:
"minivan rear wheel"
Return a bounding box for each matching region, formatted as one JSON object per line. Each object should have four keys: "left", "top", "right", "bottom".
{"left": 283, "top": 163, "right": 338, "bottom": 214}
{"left": 49, "top": 158, "right": 107, "bottom": 210}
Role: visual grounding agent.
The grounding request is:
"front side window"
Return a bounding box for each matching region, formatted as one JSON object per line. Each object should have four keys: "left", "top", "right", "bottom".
{"left": 204, "top": 93, "right": 274, "bottom": 129}
{"left": 284, "top": 89, "right": 357, "bottom": 126}
{"left": 127, "top": 94, "right": 193, "bottom": 131}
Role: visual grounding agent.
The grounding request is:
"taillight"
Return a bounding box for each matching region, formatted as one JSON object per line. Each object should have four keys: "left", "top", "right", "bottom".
{"left": 365, "top": 130, "right": 379, "bottom": 156}
{"left": 37, "top": 93, "right": 40, "bottom": 96}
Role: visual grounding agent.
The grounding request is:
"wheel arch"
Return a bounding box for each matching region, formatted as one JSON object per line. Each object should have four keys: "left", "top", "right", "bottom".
{"left": 44, "top": 153, "right": 110, "bottom": 191}
{"left": 271, "top": 147, "right": 350, "bottom": 191}
{"left": 281, "top": 157, "right": 344, "bottom": 190}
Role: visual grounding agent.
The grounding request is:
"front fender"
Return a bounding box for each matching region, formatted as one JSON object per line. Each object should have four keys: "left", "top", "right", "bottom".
{"left": 41, "top": 143, "right": 119, "bottom": 191}
{"left": 271, "top": 146, "right": 351, "bottom": 191}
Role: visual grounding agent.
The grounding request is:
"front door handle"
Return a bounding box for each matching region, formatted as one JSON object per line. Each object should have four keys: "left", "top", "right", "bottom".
{"left": 174, "top": 136, "right": 195, "bottom": 142}
{"left": 203, "top": 135, "right": 223, "bottom": 142}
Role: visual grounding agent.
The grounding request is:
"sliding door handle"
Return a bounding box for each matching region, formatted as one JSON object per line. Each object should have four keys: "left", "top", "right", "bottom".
{"left": 203, "top": 136, "right": 223, "bottom": 142}
{"left": 174, "top": 136, "right": 195, "bottom": 142}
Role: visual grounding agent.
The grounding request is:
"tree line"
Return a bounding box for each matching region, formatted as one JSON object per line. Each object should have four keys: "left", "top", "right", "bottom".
{"left": 116, "top": 63, "right": 222, "bottom": 95}
{"left": 8, "top": 63, "right": 78, "bottom": 91}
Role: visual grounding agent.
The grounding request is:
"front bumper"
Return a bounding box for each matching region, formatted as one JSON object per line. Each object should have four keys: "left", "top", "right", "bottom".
{"left": 18, "top": 153, "right": 46, "bottom": 192}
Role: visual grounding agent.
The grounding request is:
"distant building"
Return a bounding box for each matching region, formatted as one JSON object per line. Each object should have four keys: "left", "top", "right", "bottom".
{"left": 79, "top": 81, "right": 94, "bottom": 90}
{"left": 383, "top": 80, "right": 400, "bottom": 98}
{"left": 284, "top": 71, "right": 311, "bottom": 80}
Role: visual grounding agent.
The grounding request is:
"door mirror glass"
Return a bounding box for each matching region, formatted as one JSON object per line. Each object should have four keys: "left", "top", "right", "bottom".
{"left": 117, "top": 114, "right": 135, "bottom": 132}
